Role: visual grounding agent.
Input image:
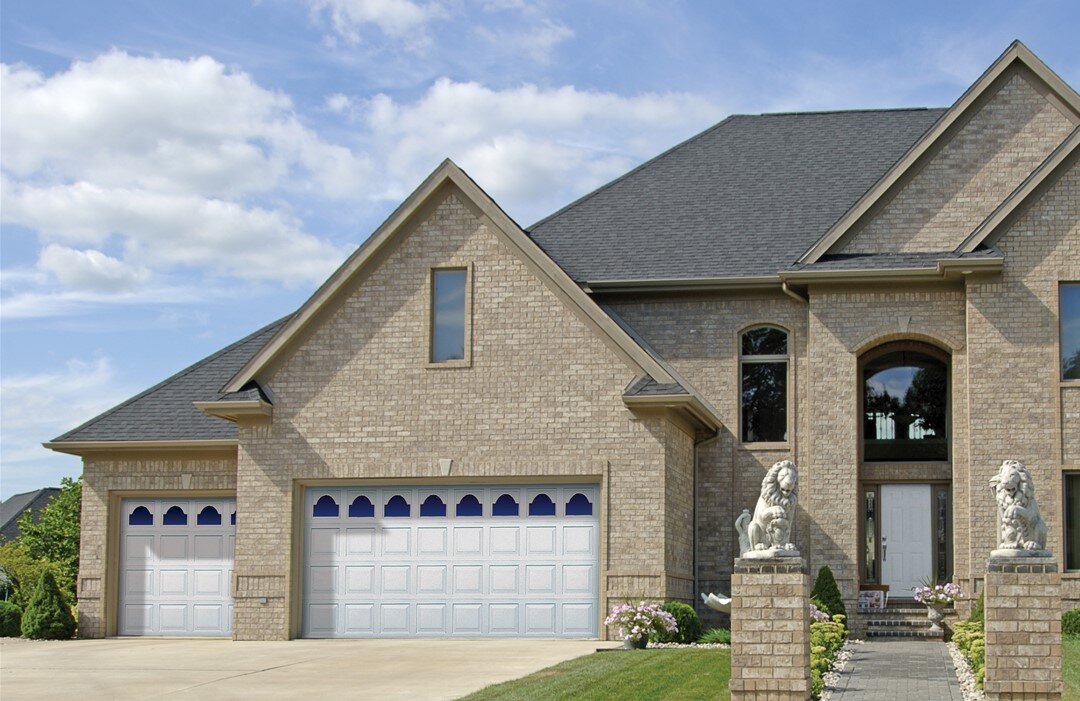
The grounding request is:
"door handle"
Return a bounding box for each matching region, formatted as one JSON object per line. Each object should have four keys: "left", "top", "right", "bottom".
{"left": 882, "top": 537, "right": 887, "bottom": 562}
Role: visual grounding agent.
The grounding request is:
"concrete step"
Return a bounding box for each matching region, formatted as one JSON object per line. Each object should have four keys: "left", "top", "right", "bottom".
{"left": 866, "top": 626, "right": 944, "bottom": 640}
{"left": 865, "top": 618, "right": 933, "bottom": 628}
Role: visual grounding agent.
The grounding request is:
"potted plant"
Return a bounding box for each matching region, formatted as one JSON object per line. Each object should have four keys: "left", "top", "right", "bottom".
{"left": 605, "top": 601, "right": 678, "bottom": 649}
{"left": 912, "top": 580, "right": 962, "bottom": 635}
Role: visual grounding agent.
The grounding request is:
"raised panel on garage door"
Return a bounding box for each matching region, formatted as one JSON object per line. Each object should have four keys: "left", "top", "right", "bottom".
{"left": 302, "top": 485, "right": 599, "bottom": 638}
{"left": 118, "top": 498, "right": 235, "bottom": 636}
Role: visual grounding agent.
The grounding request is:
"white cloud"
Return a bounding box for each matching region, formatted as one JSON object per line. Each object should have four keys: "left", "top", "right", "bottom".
{"left": 305, "top": 0, "right": 439, "bottom": 44}
{"left": 476, "top": 18, "right": 573, "bottom": 63}
{"left": 37, "top": 244, "right": 150, "bottom": 292}
{"left": 0, "top": 357, "right": 132, "bottom": 497}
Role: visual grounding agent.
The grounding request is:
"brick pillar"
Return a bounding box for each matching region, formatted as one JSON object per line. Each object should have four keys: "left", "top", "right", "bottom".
{"left": 984, "top": 556, "right": 1062, "bottom": 701}
{"left": 730, "top": 557, "right": 811, "bottom": 701}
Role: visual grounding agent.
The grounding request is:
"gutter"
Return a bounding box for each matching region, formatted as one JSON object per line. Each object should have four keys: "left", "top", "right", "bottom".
{"left": 778, "top": 257, "right": 1003, "bottom": 285}
{"left": 42, "top": 439, "right": 238, "bottom": 455}
{"left": 193, "top": 399, "right": 274, "bottom": 423}
{"left": 587, "top": 275, "right": 781, "bottom": 294}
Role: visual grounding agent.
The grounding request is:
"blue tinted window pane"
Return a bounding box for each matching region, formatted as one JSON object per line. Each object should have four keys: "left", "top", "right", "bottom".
{"left": 1063, "top": 284, "right": 1080, "bottom": 380}
{"left": 128, "top": 506, "right": 153, "bottom": 526}
{"left": 528, "top": 494, "right": 556, "bottom": 516}
{"left": 385, "top": 495, "right": 410, "bottom": 517}
{"left": 349, "top": 496, "right": 375, "bottom": 518}
{"left": 492, "top": 494, "right": 519, "bottom": 516}
{"left": 312, "top": 495, "right": 339, "bottom": 518}
{"left": 456, "top": 495, "right": 482, "bottom": 517}
{"left": 420, "top": 495, "right": 446, "bottom": 517}
{"left": 566, "top": 493, "right": 593, "bottom": 516}
{"left": 432, "top": 269, "right": 467, "bottom": 362}
{"left": 163, "top": 505, "right": 188, "bottom": 526}
{"left": 230, "top": 512, "right": 236, "bottom": 526}
{"left": 197, "top": 506, "right": 221, "bottom": 526}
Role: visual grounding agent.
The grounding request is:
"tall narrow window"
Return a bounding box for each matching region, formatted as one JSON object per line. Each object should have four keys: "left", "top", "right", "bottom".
{"left": 862, "top": 346, "right": 948, "bottom": 462}
{"left": 1066, "top": 474, "right": 1080, "bottom": 571}
{"left": 1062, "top": 283, "right": 1080, "bottom": 381}
{"left": 431, "top": 268, "right": 468, "bottom": 363}
{"left": 740, "top": 326, "right": 788, "bottom": 443}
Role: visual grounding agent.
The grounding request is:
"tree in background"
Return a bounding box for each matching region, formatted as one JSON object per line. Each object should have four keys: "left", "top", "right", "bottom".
{"left": 17, "top": 477, "right": 81, "bottom": 601}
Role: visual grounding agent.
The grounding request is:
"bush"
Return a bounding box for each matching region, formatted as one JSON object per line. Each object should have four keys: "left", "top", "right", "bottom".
{"left": 811, "top": 566, "right": 846, "bottom": 619}
{"left": 20, "top": 571, "right": 75, "bottom": 640}
{"left": 0, "top": 542, "right": 68, "bottom": 611}
{"left": 16, "top": 477, "right": 81, "bottom": 602}
{"left": 969, "top": 592, "right": 984, "bottom": 623}
{"left": 952, "top": 620, "right": 985, "bottom": 688}
{"left": 699, "top": 627, "right": 731, "bottom": 644}
{"left": 0, "top": 600, "right": 21, "bottom": 637}
{"left": 809, "top": 615, "right": 848, "bottom": 701}
{"left": 1063, "top": 608, "right": 1080, "bottom": 637}
{"left": 650, "top": 601, "right": 701, "bottom": 644}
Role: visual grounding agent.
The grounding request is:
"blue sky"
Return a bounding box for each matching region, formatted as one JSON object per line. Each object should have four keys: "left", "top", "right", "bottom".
{"left": 2, "top": 0, "right": 1078, "bottom": 498}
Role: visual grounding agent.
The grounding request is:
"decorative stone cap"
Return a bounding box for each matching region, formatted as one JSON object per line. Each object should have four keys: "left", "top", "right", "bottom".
{"left": 734, "top": 556, "right": 807, "bottom": 574}
{"left": 987, "top": 556, "right": 1059, "bottom": 573}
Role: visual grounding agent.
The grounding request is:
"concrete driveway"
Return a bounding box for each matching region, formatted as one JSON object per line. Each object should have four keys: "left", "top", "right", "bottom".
{"left": 0, "top": 637, "right": 611, "bottom": 700}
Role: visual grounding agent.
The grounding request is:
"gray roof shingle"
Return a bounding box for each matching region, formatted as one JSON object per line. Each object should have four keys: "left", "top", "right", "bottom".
{"left": 51, "top": 316, "right": 290, "bottom": 443}
{"left": 0, "top": 488, "right": 60, "bottom": 541}
{"left": 527, "top": 108, "right": 948, "bottom": 282}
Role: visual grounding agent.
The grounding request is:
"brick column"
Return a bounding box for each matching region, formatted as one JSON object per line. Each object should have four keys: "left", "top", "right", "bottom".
{"left": 729, "top": 556, "right": 811, "bottom": 701}
{"left": 984, "top": 556, "right": 1062, "bottom": 701}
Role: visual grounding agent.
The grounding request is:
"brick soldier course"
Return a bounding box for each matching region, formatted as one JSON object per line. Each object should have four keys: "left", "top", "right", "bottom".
{"left": 45, "top": 40, "right": 1080, "bottom": 645}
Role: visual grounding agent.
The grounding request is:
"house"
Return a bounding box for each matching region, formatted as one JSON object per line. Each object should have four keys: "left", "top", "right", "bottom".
{"left": 0, "top": 488, "right": 60, "bottom": 542}
{"left": 46, "top": 41, "right": 1079, "bottom": 640}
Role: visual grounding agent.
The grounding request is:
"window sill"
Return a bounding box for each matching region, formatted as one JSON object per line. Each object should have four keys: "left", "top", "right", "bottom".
{"left": 739, "top": 441, "right": 791, "bottom": 452}
{"left": 426, "top": 359, "right": 472, "bottom": 369}
{"left": 1062, "top": 571, "right": 1080, "bottom": 579}
{"left": 1062, "top": 379, "right": 1080, "bottom": 387}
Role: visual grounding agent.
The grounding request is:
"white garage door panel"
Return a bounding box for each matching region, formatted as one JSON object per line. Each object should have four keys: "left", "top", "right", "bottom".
{"left": 303, "top": 485, "right": 599, "bottom": 638}
{"left": 119, "top": 498, "right": 235, "bottom": 636}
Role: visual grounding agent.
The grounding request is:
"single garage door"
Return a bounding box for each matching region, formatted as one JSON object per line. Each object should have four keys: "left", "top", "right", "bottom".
{"left": 119, "top": 498, "right": 235, "bottom": 636}
{"left": 303, "top": 485, "right": 600, "bottom": 638}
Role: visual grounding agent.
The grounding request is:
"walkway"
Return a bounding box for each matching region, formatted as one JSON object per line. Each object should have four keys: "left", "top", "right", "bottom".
{"left": 829, "top": 640, "right": 963, "bottom": 701}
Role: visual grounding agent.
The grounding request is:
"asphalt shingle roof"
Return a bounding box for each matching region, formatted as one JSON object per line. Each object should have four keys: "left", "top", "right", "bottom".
{"left": 527, "top": 108, "right": 948, "bottom": 282}
{"left": 788, "top": 247, "right": 1004, "bottom": 272}
{"left": 51, "top": 316, "right": 290, "bottom": 443}
{"left": 0, "top": 488, "right": 60, "bottom": 541}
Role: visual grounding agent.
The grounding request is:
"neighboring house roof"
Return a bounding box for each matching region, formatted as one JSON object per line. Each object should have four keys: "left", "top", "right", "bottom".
{"left": 46, "top": 316, "right": 290, "bottom": 446}
{"left": 526, "top": 107, "right": 946, "bottom": 283}
{"left": 0, "top": 488, "right": 59, "bottom": 541}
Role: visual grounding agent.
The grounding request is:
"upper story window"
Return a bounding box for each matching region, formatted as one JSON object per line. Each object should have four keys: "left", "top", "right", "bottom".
{"left": 430, "top": 268, "right": 468, "bottom": 364}
{"left": 1062, "top": 283, "right": 1080, "bottom": 381}
{"left": 740, "top": 326, "right": 788, "bottom": 443}
{"left": 862, "top": 345, "right": 948, "bottom": 462}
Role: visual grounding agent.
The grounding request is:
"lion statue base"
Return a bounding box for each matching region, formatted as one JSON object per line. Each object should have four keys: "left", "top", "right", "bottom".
{"left": 735, "top": 459, "right": 801, "bottom": 558}
{"left": 989, "top": 459, "right": 1050, "bottom": 559}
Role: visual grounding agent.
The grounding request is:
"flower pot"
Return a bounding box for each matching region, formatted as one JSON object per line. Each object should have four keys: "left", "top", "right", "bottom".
{"left": 623, "top": 637, "right": 648, "bottom": 649}
{"left": 926, "top": 604, "right": 946, "bottom": 635}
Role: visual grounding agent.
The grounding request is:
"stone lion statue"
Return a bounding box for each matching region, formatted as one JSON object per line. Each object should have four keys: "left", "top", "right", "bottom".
{"left": 989, "top": 459, "right": 1048, "bottom": 554}
{"left": 735, "top": 459, "right": 799, "bottom": 557}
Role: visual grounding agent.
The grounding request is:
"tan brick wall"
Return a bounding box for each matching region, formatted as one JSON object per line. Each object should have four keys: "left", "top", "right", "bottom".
{"left": 967, "top": 159, "right": 1080, "bottom": 610}
{"left": 984, "top": 559, "right": 1062, "bottom": 700}
{"left": 834, "top": 67, "right": 1074, "bottom": 255}
{"left": 77, "top": 452, "right": 237, "bottom": 638}
{"left": 235, "top": 187, "right": 695, "bottom": 639}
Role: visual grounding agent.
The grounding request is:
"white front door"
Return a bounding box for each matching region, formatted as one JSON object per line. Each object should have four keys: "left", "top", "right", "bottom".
{"left": 880, "top": 484, "right": 933, "bottom": 597}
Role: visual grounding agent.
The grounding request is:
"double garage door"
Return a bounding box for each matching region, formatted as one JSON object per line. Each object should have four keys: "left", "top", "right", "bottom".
{"left": 302, "top": 484, "right": 600, "bottom": 638}
{"left": 119, "top": 498, "right": 235, "bottom": 636}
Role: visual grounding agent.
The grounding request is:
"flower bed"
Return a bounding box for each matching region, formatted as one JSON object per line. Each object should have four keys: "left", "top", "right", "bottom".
{"left": 604, "top": 601, "right": 677, "bottom": 647}
{"left": 810, "top": 610, "right": 848, "bottom": 700}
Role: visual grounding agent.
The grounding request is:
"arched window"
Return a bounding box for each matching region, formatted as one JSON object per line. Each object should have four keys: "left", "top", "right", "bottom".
{"left": 384, "top": 495, "right": 410, "bottom": 517}
{"left": 128, "top": 506, "right": 153, "bottom": 526}
{"left": 492, "top": 494, "right": 519, "bottom": 516}
{"left": 528, "top": 494, "right": 556, "bottom": 516}
{"left": 163, "top": 505, "right": 188, "bottom": 526}
{"left": 566, "top": 493, "right": 593, "bottom": 516}
{"left": 862, "top": 345, "right": 948, "bottom": 462}
{"left": 456, "top": 494, "right": 482, "bottom": 517}
{"left": 196, "top": 506, "right": 221, "bottom": 526}
{"left": 740, "top": 326, "right": 789, "bottom": 443}
{"left": 348, "top": 496, "right": 374, "bottom": 518}
{"left": 420, "top": 495, "right": 446, "bottom": 517}
{"left": 312, "top": 495, "right": 339, "bottom": 518}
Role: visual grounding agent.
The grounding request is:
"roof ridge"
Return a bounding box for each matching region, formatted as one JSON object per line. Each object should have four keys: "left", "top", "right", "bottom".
{"left": 525, "top": 114, "right": 737, "bottom": 232}
{"left": 759, "top": 106, "right": 943, "bottom": 117}
{"left": 51, "top": 314, "right": 293, "bottom": 442}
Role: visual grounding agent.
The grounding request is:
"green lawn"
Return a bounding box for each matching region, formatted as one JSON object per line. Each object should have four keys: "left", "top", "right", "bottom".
{"left": 459, "top": 649, "right": 731, "bottom": 701}
{"left": 1066, "top": 638, "right": 1080, "bottom": 701}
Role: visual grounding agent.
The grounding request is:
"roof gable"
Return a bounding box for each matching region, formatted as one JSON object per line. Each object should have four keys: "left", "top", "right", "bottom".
{"left": 800, "top": 41, "right": 1080, "bottom": 264}
{"left": 226, "top": 160, "right": 691, "bottom": 396}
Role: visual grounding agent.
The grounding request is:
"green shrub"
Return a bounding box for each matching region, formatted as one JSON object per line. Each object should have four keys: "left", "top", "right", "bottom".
{"left": 0, "top": 542, "right": 68, "bottom": 611}
{"left": 809, "top": 615, "right": 849, "bottom": 700}
{"left": 0, "top": 600, "right": 21, "bottom": 637}
{"left": 969, "top": 592, "right": 984, "bottom": 624}
{"left": 20, "top": 571, "right": 75, "bottom": 640}
{"left": 1063, "top": 608, "right": 1080, "bottom": 637}
{"left": 650, "top": 601, "right": 701, "bottom": 644}
{"left": 952, "top": 619, "right": 985, "bottom": 688}
{"left": 699, "top": 627, "right": 731, "bottom": 644}
{"left": 811, "top": 566, "right": 846, "bottom": 619}
{"left": 810, "top": 668, "right": 824, "bottom": 699}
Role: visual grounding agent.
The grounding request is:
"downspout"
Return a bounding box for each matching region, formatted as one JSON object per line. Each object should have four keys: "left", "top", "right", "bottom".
{"left": 781, "top": 278, "right": 810, "bottom": 563}
{"left": 782, "top": 280, "right": 808, "bottom": 304}
{"left": 694, "top": 433, "right": 721, "bottom": 608}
